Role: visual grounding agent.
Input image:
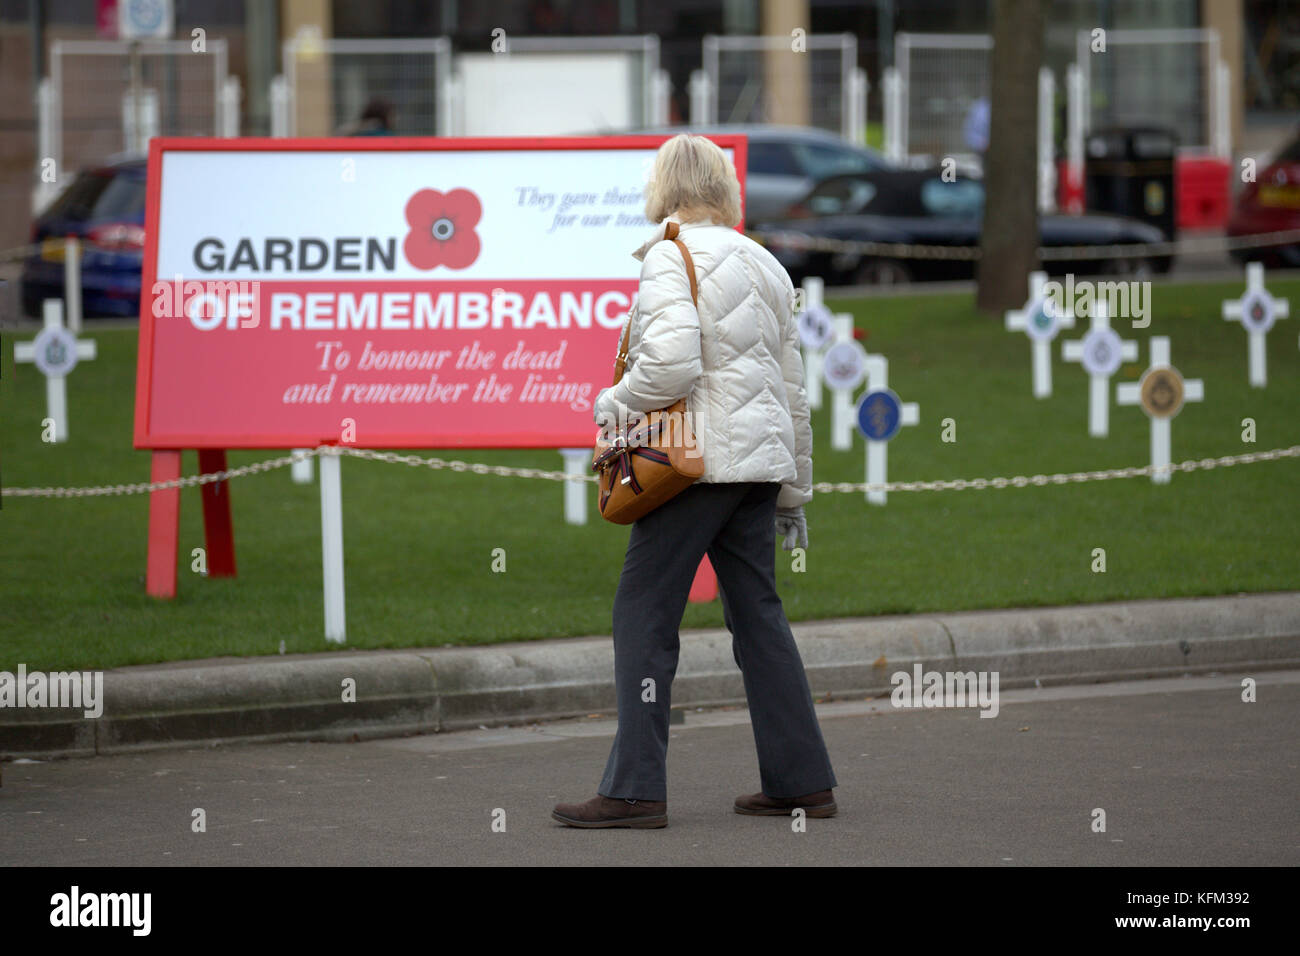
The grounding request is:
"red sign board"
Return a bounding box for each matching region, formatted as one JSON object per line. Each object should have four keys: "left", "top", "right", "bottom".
{"left": 134, "top": 135, "right": 747, "bottom": 450}
{"left": 134, "top": 134, "right": 747, "bottom": 599}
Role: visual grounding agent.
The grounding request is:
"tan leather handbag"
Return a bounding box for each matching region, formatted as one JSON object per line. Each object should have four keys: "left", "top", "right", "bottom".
{"left": 592, "top": 222, "right": 706, "bottom": 524}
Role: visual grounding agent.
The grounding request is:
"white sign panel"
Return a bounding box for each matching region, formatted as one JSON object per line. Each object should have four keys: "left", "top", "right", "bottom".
{"left": 458, "top": 53, "right": 639, "bottom": 136}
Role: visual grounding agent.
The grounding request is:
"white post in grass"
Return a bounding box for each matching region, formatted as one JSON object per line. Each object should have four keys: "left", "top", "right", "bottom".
{"left": 1116, "top": 336, "right": 1204, "bottom": 485}
{"left": 1005, "top": 270, "right": 1075, "bottom": 398}
{"left": 796, "top": 276, "right": 833, "bottom": 410}
{"left": 822, "top": 320, "right": 868, "bottom": 452}
{"left": 291, "top": 449, "right": 314, "bottom": 483}
{"left": 13, "top": 299, "right": 96, "bottom": 442}
{"left": 1061, "top": 299, "right": 1138, "bottom": 437}
{"left": 559, "top": 448, "right": 589, "bottom": 525}
{"left": 1221, "top": 261, "right": 1290, "bottom": 388}
{"left": 319, "top": 448, "right": 346, "bottom": 643}
{"left": 1037, "top": 66, "right": 1056, "bottom": 214}
{"left": 882, "top": 67, "right": 904, "bottom": 164}
{"left": 64, "top": 236, "right": 82, "bottom": 333}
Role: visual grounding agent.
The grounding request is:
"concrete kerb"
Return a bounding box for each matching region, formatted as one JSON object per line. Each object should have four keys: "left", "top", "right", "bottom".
{"left": 1, "top": 591, "right": 1297, "bottom": 760}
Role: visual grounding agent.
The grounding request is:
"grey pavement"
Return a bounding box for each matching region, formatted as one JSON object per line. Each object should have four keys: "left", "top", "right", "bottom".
{"left": 2, "top": 669, "right": 1296, "bottom": 867}
{"left": 8, "top": 591, "right": 1298, "bottom": 758}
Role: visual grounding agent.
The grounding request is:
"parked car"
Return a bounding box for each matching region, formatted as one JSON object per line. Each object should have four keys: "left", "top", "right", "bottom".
{"left": 623, "top": 124, "right": 891, "bottom": 223}
{"left": 21, "top": 157, "right": 146, "bottom": 318}
{"left": 1227, "top": 128, "right": 1300, "bottom": 267}
{"left": 754, "top": 169, "right": 1173, "bottom": 286}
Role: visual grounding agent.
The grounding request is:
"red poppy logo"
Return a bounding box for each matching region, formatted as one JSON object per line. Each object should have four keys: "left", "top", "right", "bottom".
{"left": 403, "top": 188, "right": 481, "bottom": 270}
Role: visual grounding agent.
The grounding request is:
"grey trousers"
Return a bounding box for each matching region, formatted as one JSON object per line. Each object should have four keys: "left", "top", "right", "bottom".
{"left": 598, "top": 480, "right": 838, "bottom": 802}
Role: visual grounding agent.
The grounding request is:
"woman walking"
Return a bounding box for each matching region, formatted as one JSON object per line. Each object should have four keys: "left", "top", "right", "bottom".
{"left": 552, "top": 134, "right": 838, "bottom": 829}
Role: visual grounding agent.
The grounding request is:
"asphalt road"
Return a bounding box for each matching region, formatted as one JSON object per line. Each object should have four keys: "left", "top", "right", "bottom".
{"left": 2, "top": 671, "right": 1296, "bottom": 867}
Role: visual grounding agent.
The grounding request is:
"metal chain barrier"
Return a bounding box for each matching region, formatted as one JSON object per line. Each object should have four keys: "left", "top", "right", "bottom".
{"left": 4, "top": 444, "right": 1297, "bottom": 499}
{"left": 0, "top": 450, "right": 318, "bottom": 498}
{"left": 0, "top": 235, "right": 143, "bottom": 266}
{"left": 5, "top": 227, "right": 1300, "bottom": 271}
{"left": 747, "top": 227, "right": 1300, "bottom": 262}
{"left": 0, "top": 242, "right": 43, "bottom": 265}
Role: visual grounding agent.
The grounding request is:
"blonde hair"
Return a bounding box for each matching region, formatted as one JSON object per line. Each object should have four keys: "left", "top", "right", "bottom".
{"left": 644, "top": 133, "right": 742, "bottom": 227}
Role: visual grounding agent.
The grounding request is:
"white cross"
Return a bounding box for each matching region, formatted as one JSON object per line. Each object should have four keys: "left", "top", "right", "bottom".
{"left": 1116, "top": 336, "right": 1204, "bottom": 484}
{"left": 858, "top": 354, "right": 919, "bottom": 505}
{"left": 1222, "top": 261, "right": 1290, "bottom": 387}
{"left": 1005, "top": 270, "right": 1075, "bottom": 398}
{"left": 13, "top": 299, "right": 97, "bottom": 443}
{"left": 1061, "top": 299, "right": 1139, "bottom": 437}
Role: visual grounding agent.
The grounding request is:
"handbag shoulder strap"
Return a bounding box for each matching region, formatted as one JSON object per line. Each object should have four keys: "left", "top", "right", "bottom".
{"left": 611, "top": 221, "right": 709, "bottom": 385}
{"left": 663, "top": 220, "right": 699, "bottom": 306}
{"left": 664, "top": 222, "right": 714, "bottom": 374}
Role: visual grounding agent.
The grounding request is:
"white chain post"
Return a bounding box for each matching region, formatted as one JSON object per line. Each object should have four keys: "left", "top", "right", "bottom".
{"left": 848, "top": 68, "right": 868, "bottom": 145}
{"left": 688, "top": 69, "right": 713, "bottom": 127}
{"left": 64, "top": 236, "right": 82, "bottom": 334}
{"left": 882, "top": 66, "right": 903, "bottom": 164}
{"left": 319, "top": 449, "right": 346, "bottom": 644}
{"left": 1214, "top": 60, "right": 1232, "bottom": 160}
{"left": 1037, "top": 66, "right": 1056, "bottom": 214}
{"left": 559, "top": 448, "right": 589, "bottom": 525}
{"left": 34, "top": 77, "right": 60, "bottom": 215}
{"left": 439, "top": 72, "right": 460, "bottom": 137}
{"left": 291, "top": 450, "right": 314, "bottom": 484}
{"left": 1066, "top": 62, "right": 1085, "bottom": 213}
{"left": 269, "top": 74, "right": 290, "bottom": 138}
{"left": 220, "top": 75, "right": 241, "bottom": 137}
{"left": 652, "top": 68, "right": 672, "bottom": 127}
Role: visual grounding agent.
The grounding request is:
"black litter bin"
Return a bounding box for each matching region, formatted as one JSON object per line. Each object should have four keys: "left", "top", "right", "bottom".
{"left": 1085, "top": 127, "right": 1178, "bottom": 240}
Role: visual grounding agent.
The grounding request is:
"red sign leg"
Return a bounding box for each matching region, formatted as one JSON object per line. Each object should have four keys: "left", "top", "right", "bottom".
{"left": 198, "top": 448, "right": 237, "bottom": 578}
{"left": 145, "top": 450, "right": 182, "bottom": 599}
{"left": 688, "top": 554, "right": 718, "bottom": 603}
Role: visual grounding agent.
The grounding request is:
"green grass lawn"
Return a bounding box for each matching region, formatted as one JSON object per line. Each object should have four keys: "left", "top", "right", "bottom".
{"left": 3, "top": 277, "right": 1299, "bottom": 671}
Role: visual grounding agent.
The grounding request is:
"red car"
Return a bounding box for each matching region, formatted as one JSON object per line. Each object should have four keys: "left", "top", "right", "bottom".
{"left": 1227, "top": 129, "right": 1300, "bottom": 267}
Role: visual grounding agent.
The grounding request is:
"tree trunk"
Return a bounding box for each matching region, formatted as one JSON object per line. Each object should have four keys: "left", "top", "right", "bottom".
{"left": 975, "top": 0, "right": 1046, "bottom": 314}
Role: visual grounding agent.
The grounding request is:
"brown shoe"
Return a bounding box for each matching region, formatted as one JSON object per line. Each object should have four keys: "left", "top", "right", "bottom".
{"left": 734, "top": 789, "right": 837, "bottom": 818}
{"left": 552, "top": 795, "right": 668, "bottom": 829}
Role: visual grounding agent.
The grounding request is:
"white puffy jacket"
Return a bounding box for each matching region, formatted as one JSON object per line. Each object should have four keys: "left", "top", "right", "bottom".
{"left": 605, "top": 217, "right": 813, "bottom": 508}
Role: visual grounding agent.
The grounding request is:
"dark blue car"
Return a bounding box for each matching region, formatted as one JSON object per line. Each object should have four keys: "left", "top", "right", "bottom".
{"left": 21, "top": 158, "right": 147, "bottom": 319}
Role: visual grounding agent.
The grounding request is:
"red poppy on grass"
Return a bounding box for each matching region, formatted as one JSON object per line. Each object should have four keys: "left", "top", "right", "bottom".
{"left": 403, "top": 188, "right": 482, "bottom": 270}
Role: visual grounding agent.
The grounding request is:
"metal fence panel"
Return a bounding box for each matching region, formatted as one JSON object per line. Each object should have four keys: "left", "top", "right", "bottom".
{"left": 895, "top": 32, "right": 993, "bottom": 162}
{"left": 702, "top": 34, "right": 858, "bottom": 138}
{"left": 1077, "top": 28, "right": 1221, "bottom": 152}
{"left": 281, "top": 37, "right": 452, "bottom": 136}
{"left": 50, "top": 39, "right": 227, "bottom": 176}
